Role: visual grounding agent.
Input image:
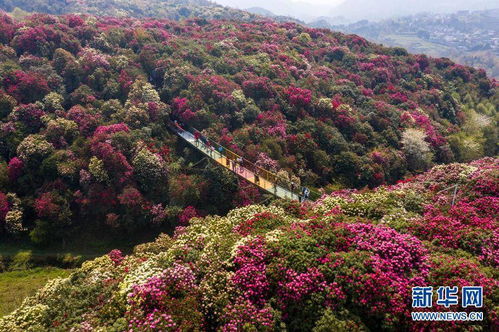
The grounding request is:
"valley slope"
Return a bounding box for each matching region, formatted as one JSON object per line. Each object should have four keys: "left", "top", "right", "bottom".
{"left": 0, "top": 13, "right": 497, "bottom": 246}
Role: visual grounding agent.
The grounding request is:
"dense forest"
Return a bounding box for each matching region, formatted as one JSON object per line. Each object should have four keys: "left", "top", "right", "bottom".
{"left": 1, "top": 158, "right": 497, "bottom": 330}
{"left": 0, "top": 13, "right": 497, "bottom": 247}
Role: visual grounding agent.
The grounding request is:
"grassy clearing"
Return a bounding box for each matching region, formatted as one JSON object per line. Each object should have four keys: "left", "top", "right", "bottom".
{"left": 381, "top": 34, "right": 454, "bottom": 58}
{"left": 0, "top": 267, "right": 72, "bottom": 317}
{"left": 0, "top": 226, "right": 164, "bottom": 259}
{"left": 0, "top": 226, "right": 165, "bottom": 317}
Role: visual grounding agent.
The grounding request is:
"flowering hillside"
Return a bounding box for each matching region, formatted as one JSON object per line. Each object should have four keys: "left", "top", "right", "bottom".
{"left": 0, "top": 13, "right": 497, "bottom": 245}
{"left": 0, "top": 0, "right": 257, "bottom": 21}
{"left": 0, "top": 158, "right": 497, "bottom": 330}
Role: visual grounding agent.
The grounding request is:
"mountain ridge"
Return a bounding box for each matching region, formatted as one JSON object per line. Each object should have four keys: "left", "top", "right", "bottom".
{"left": 0, "top": 0, "right": 258, "bottom": 21}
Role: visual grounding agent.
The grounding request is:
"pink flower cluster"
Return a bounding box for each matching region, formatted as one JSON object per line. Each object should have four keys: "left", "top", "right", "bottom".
{"left": 345, "top": 223, "right": 430, "bottom": 276}
{"left": 92, "top": 123, "right": 130, "bottom": 142}
{"left": 34, "top": 192, "right": 60, "bottom": 219}
{"left": 480, "top": 230, "right": 499, "bottom": 267}
{"left": 231, "top": 237, "right": 270, "bottom": 305}
{"left": 162, "top": 263, "right": 197, "bottom": 293}
{"left": 108, "top": 249, "right": 124, "bottom": 266}
{"left": 3, "top": 70, "right": 49, "bottom": 103}
{"left": 221, "top": 296, "right": 273, "bottom": 332}
{"left": 411, "top": 111, "right": 446, "bottom": 147}
{"left": 411, "top": 197, "right": 498, "bottom": 262}
{"left": 172, "top": 97, "right": 195, "bottom": 122}
{"left": 232, "top": 180, "right": 261, "bottom": 207}
{"left": 8, "top": 157, "right": 24, "bottom": 182}
{"left": 286, "top": 86, "right": 312, "bottom": 107}
{"left": 128, "top": 309, "right": 176, "bottom": 331}
{"left": 277, "top": 267, "right": 326, "bottom": 303}
{"left": 67, "top": 106, "right": 101, "bottom": 136}
{"left": 91, "top": 142, "right": 133, "bottom": 182}
{"left": 127, "top": 263, "right": 197, "bottom": 329}
{"left": 242, "top": 77, "right": 275, "bottom": 100}
{"left": 256, "top": 111, "right": 287, "bottom": 137}
{"left": 233, "top": 212, "right": 277, "bottom": 236}
{"left": 178, "top": 206, "right": 199, "bottom": 225}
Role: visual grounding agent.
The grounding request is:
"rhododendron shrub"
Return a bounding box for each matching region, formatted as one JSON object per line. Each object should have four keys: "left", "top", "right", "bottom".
{"left": 178, "top": 206, "right": 199, "bottom": 225}
{"left": 16, "top": 134, "right": 54, "bottom": 164}
{"left": 90, "top": 126, "right": 134, "bottom": 184}
{"left": 132, "top": 147, "right": 168, "bottom": 192}
{"left": 410, "top": 198, "right": 498, "bottom": 254}
{"left": 221, "top": 296, "right": 274, "bottom": 331}
{"left": 126, "top": 263, "right": 203, "bottom": 330}
{"left": 242, "top": 77, "right": 275, "bottom": 100}
{"left": 31, "top": 191, "right": 73, "bottom": 244}
{"left": 232, "top": 180, "right": 261, "bottom": 207}
{"left": 108, "top": 249, "right": 124, "bottom": 266}
{"left": 66, "top": 105, "right": 101, "bottom": 136}
{"left": 10, "top": 104, "right": 46, "bottom": 132}
{"left": 286, "top": 86, "right": 312, "bottom": 107}
{"left": 233, "top": 220, "right": 431, "bottom": 330}
{"left": 3, "top": 70, "right": 50, "bottom": 103}
{"left": 7, "top": 157, "right": 23, "bottom": 182}
{"left": 172, "top": 97, "right": 195, "bottom": 122}
{"left": 255, "top": 152, "right": 278, "bottom": 172}
{"left": 401, "top": 128, "right": 434, "bottom": 171}
{"left": 0, "top": 13, "right": 15, "bottom": 44}
{"left": 256, "top": 111, "right": 287, "bottom": 137}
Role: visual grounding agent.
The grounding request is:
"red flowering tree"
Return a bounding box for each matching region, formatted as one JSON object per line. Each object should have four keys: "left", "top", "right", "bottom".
{"left": 0, "top": 13, "right": 15, "bottom": 44}
{"left": 3, "top": 71, "right": 50, "bottom": 103}
{"left": 286, "top": 86, "right": 312, "bottom": 107}
{"left": 67, "top": 105, "right": 101, "bottom": 136}
{"left": 0, "top": 192, "right": 9, "bottom": 233}
{"left": 11, "top": 104, "right": 46, "bottom": 132}
{"left": 31, "top": 191, "right": 72, "bottom": 244}
{"left": 178, "top": 206, "right": 200, "bottom": 225}
{"left": 7, "top": 158, "right": 23, "bottom": 182}
{"left": 242, "top": 77, "right": 275, "bottom": 100}
{"left": 172, "top": 97, "right": 195, "bottom": 122}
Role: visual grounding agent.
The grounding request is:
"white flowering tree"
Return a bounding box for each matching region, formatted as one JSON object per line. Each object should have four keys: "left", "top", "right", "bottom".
{"left": 401, "top": 128, "right": 434, "bottom": 171}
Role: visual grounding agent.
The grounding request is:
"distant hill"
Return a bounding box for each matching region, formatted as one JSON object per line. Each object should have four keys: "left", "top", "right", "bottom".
{"left": 215, "top": 0, "right": 337, "bottom": 22}
{"left": 330, "top": 0, "right": 499, "bottom": 21}
{"left": 328, "top": 9, "right": 499, "bottom": 78}
{"left": 245, "top": 6, "right": 304, "bottom": 24}
{"left": 0, "top": 0, "right": 258, "bottom": 21}
{"left": 245, "top": 6, "right": 275, "bottom": 17}
{"left": 214, "top": 0, "right": 498, "bottom": 23}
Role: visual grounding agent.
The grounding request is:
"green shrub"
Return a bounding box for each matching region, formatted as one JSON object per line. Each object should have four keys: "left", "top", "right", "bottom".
{"left": 59, "top": 253, "right": 84, "bottom": 268}
{"left": 313, "top": 309, "right": 367, "bottom": 332}
{"left": 10, "top": 250, "right": 33, "bottom": 271}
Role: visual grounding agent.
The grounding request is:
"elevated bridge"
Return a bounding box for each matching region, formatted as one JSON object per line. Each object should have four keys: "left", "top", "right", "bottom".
{"left": 169, "top": 122, "right": 320, "bottom": 202}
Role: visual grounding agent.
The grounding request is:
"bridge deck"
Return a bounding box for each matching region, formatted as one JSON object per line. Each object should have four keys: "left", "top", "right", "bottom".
{"left": 175, "top": 128, "right": 301, "bottom": 201}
